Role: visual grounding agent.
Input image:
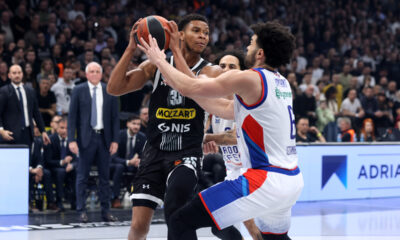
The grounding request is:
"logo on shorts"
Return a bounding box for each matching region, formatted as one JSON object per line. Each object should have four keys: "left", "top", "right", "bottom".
{"left": 174, "top": 160, "right": 182, "bottom": 166}
{"left": 142, "top": 184, "right": 150, "bottom": 189}
{"left": 321, "top": 155, "right": 347, "bottom": 189}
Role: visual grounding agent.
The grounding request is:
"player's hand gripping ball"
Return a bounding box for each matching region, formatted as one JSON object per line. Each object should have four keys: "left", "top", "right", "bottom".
{"left": 134, "top": 15, "right": 171, "bottom": 51}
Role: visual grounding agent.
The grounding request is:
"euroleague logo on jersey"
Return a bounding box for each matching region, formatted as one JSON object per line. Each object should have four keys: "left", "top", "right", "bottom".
{"left": 158, "top": 122, "right": 191, "bottom": 133}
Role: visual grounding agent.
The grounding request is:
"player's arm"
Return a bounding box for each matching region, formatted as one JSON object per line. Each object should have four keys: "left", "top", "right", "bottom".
{"left": 107, "top": 21, "right": 157, "bottom": 96}
{"left": 204, "top": 127, "right": 237, "bottom": 145}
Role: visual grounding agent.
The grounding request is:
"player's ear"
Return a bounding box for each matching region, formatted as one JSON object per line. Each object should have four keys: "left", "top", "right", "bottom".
{"left": 179, "top": 31, "right": 184, "bottom": 41}
{"left": 257, "top": 48, "right": 264, "bottom": 58}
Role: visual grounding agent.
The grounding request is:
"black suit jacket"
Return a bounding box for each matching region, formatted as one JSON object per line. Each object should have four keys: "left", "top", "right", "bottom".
{"left": 112, "top": 129, "right": 146, "bottom": 165}
{"left": 67, "top": 82, "right": 119, "bottom": 149}
{"left": 44, "top": 133, "right": 78, "bottom": 169}
{"left": 0, "top": 84, "right": 45, "bottom": 142}
{"left": 30, "top": 137, "right": 44, "bottom": 168}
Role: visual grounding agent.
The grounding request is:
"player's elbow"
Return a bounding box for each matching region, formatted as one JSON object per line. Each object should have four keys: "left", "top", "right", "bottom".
{"left": 106, "top": 83, "right": 122, "bottom": 96}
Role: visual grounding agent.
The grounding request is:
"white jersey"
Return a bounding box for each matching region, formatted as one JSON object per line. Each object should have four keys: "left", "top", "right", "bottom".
{"left": 234, "top": 68, "right": 298, "bottom": 170}
{"left": 210, "top": 115, "right": 242, "bottom": 171}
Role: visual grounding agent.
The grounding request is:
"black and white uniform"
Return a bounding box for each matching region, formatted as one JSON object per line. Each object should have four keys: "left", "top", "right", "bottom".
{"left": 131, "top": 56, "right": 211, "bottom": 210}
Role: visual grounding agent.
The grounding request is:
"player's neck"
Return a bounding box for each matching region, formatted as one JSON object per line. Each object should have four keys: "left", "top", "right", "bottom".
{"left": 182, "top": 48, "right": 201, "bottom": 68}
{"left": 254, "top": 61, "right": 275, "bottom": 72}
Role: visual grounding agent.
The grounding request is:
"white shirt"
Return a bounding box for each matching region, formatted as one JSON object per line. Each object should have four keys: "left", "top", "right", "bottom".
{"left": 51, "top": 78, "right": 75, "bottom": 114}
{"left": 340, "top": 98, "right": 362, "bottom": 114}
{"left": 12, "top": 82, "right": 29, "bottom": 127}
{"left": 88, "top": 81, "right": 103, "bottom": 130}
{"left": 126, "top": 129, "right": 136, "bottom": 158}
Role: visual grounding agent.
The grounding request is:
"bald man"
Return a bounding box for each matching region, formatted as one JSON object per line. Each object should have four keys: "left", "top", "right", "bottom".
{"left": 0, "top": 64, "right": 50, "bottom": 146}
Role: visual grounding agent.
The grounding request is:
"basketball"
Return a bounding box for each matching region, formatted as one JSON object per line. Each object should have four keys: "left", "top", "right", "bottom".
{"left": 134, "top": 15, "right": 171, "bottom": 51}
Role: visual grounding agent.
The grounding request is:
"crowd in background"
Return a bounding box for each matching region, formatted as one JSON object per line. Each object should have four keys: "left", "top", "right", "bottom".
{"left": 1, "top": 0, "right": 400, "bottom": 211}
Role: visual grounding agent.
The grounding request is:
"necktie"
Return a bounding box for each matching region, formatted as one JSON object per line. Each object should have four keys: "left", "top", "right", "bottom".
{"left": 60, "top": 138, "right": 66, "bottom": 159}
{"left": 91, "top": 86, "right": 97, "bottom": 128}
{"left": 16, "top": 87, "right": 26, "bottom": 127}
{"left": 126, "top": 136, "right": 133, "bottom": 158}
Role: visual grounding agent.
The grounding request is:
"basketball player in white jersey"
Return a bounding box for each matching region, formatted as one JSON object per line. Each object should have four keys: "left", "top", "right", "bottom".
{"left": 138, "top": 21, "right": 304, "bottom": 240}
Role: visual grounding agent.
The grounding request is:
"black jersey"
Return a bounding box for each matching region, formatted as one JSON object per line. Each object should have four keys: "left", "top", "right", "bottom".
{"left": 146, "top": 56, "right": 211, "bottom": 151}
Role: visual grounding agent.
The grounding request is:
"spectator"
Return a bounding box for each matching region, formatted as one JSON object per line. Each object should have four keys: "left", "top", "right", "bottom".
{"left": 296, "top": 117, "right": 326, "bottom": 143}
{"left": 11, "top": 3, "right": 30, "bottom": 41}
{"left": 110, "top": 115, "right": 146, "bottom": 208}
{"left": 23, "top": 62, "right": 36, "bottom": 89}
{"left": 44, "top": 116, "right": 77, "bottom": 211}
{"left": 47, "top": 114, "right": 62, "bottom": 136}
{"left": 386, "top": 81, "right": 397, "bottom": 103}
{"left": 316, "top": 95, "right": 335, "bottom": 133}
{"left": 0, "top": 64, "right": 50, "bottom": 146}
{"left": 357, "top": 66, "right": 376, "bottom": 88}
{"left": 68, "top": 62, "right": 119, "bottom": 223}
{"left": 324, "top": 74, "right": 344, "bottom": 109}
{"left": 0, "top": 10, "right": 14, "bottom": 44}
{"left": 339, "top": 63, "right": 352, "bottom": 92}
{"left": 36, "top": 58, "right": 56, "bottom": 84}
{"left": 29, "top": 124, "right": 59, "bottom": 212}
{"left": 338, "top": 117, "right": 356, "bottom": 142}
{"left": 359, "top": 118, "right": 376, "bottom": 142}
{"left": 340, "top": 89, "right": 365, "bottom": 120}
{"left": 139, "top": 106, "right": 149, "bottom": 136}
{"left": 376, "top": 92, "right": 393, "bottom": 129}
{"left": 37, "top": 77, "right": 57, "bottom": 127}
{"left": 323, "top": 85, "right": 340, "bottom": 118}
{"left": 51, "top": 67, "right": 75, "bottom": 115}
{"left": 0, "top": 60, "right": 10, "bottom": 88}
{"left": 361, "top": 86, "right": 379, "bottom": 119}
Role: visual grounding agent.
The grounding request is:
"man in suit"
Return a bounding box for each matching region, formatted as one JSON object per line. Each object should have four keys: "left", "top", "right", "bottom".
{"left": 0, "top": 64, "right": 50, "bottom": 147}
{"left": 44, "top": 116, "right": 77, "bottom": 211}
{"left": 30, "top": 124, "right": 59, "bottom": 212}
{"left": 110, "top": 114, "right": 146, "bottom": 208}
{"left": 68, "top": 62, "right": 119, "bottom": 223}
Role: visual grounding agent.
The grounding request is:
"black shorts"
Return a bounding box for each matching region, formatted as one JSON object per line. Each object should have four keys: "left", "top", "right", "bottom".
{"left": 131, "top": 143, "right": 202, "bottom": 209}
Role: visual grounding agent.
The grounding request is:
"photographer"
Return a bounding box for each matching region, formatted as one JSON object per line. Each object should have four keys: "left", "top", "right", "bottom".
{"left": 296, "top": 117, "right": 326, "bottom": 143}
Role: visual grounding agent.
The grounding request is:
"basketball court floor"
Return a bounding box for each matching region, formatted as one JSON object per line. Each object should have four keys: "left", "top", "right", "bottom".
{"left": 0, "top": 197, "right": 399, "bottom": 240}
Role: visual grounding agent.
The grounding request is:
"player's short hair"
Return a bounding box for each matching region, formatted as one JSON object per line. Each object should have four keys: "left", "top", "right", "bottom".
{"left": 251, "top": 21, "right": 295, "bottom": 68}
{"left": 178, "top": 14, "right": 208, "bottom": 31}
{"left": 214, "top": 50, "right": 246, "bottom": 70}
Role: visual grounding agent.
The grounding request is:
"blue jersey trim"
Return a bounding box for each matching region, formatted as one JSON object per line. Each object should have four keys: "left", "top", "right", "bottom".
{"left": 235, "top": 68, "right": 268, "bottom": 110}
{"left": 242, "top": 128, "right": 270, "bottom": 168}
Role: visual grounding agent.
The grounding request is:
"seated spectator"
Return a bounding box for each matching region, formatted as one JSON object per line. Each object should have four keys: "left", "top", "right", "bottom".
{"left": 340, "top": 89, "right": 365, "bottom": 119}
{"left": 361, "top": 86, "right": 379, "bottom": 119}
{"left": 294, "top": 85, "right": 317, "bottom": 125}
{"left": 357, "top": 66, "right": 376, "bottom": 87}
{"left": 139, "top": 106, "right": 149, "bottom": 136}
{"left": 323, "top": 85, "right": 340, "bottom": 117}
{"left": 44, "top": 116, "right": 77, "bottom": 211}
{"left": 29, "top": 124, "right": 59, "bottom": 212}
{"left": 359, "top": 118, "right": 376, "bottom": 142}
{"left": 316, "top": 95, "right": 335, "bottom": 133}
{"left": 339, "top": 63, "right": 353, "bottom": 92}
{"left": 376, "top": 92, "right": 394, "bottom": 129}
{"left": 110, "top": 115, "right": 146, "bottom": 208}
{"left": 37, "top": 76, "right": 57, "bottom": 127}
{"left": 379, "top": 116, "right": 400, "bottom": 141}
{"left": 337, "top": 117, "right": 356, "bottom": 142}
{"left": 47, "top": 115, "right": 61, "bottom": 136}
{"left": 296, "top": 117, "right": 326, "bottom": 143}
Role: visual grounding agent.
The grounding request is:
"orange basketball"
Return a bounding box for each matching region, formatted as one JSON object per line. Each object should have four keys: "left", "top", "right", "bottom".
{"left": 134, "top": 15, "right": 171, "bottom": 50}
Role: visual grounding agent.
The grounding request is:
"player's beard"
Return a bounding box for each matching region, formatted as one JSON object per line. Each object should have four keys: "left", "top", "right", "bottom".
{"left": 244, "top": 49, "right": 257, "bottom": 68}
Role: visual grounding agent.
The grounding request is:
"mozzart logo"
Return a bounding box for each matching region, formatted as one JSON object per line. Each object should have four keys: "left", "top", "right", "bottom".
{"left": 321, "top": 155, "right": 347, "bottom": 189}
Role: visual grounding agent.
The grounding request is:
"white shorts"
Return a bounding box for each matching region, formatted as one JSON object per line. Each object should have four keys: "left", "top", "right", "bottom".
{"left": 199, "top": 166, "right": 303, "bottom": 232}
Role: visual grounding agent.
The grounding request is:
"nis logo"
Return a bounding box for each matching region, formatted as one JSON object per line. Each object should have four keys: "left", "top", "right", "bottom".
{"left": 158, "top": 123, "right": 190, "bottom": 133}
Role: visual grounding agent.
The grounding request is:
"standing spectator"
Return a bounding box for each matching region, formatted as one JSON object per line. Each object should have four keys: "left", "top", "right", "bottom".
{"left": 0, "top": 64, "right": 50, "bottom": 146}
{"left": 110, "top": 115, "right": 146, "bottom": 208}
{"left": 338, "top": 117, "right": 356, "bottom": 142}
{"left": 37, "top": 77, "right": 57, "bottom": 127}
{"left": 44, "top": 116, "right": 77, "bottom": 211}
{"left": 51, "top": 67, "right": 75, "bottom": 115}
{"left": 139, "top": 106, "right": 149, "bottom": 136}
{"left": 68, "top": 62, "right": 119, "bottom": 223}
{"left": 359, "top": 118, "right": 376, "bottom": 142}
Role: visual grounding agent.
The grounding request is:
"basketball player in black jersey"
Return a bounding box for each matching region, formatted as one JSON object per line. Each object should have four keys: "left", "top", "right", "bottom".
{"left": 108, "top": 14, "right": 224, "bottom": 240}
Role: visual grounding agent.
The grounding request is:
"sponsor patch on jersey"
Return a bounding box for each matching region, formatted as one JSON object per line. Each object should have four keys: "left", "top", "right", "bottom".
{"left": 156, "top": 108, "right": 196, "bottom": 120}
{"left": 275, "top": 87, "right": 292, "bottom": 100}
{"left": 286, "top": 146, "right": 297, "bottom": 155}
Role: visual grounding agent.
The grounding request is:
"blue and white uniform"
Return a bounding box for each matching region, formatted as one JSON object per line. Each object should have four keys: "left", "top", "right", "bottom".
{"left": 199, "top": 68, "right": 304, "bottom": 234}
